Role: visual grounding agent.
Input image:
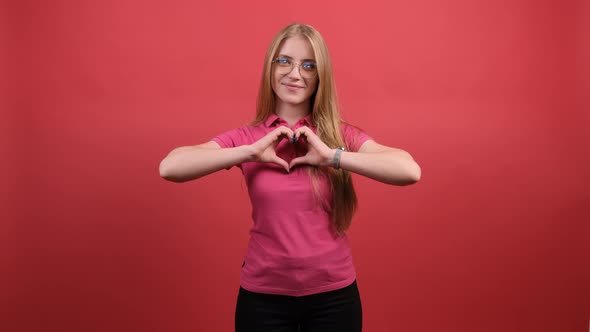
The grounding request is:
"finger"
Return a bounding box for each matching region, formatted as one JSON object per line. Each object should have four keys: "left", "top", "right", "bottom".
{"left": 275, "top": 127, "right": 294, "bottom": 143}
{"left": 267, "top": 130, "right": 287, "bottom": 146}
{"left": 270, "top": 126, "right": 294, "bottom": 145}
{"left": 294, "top": 126, "right": 311, "bottom": 134}
{"left": 294, "top": 129, "right": 307, "bottom": 143}
{"left": 276, "top": 126, "right": 294, "bottom": 137}
{"left": 294, "top": 126, "right": 314, "bottom": 141}
{"left": 293, "top": 126, "right": 304, "bottom": 136}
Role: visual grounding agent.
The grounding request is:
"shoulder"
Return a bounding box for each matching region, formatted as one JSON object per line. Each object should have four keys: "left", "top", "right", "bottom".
{"left": 340, "top": 122, "right": 365, "bottom": 136}
{"left": 340, "top": 122, "right": 373, "bottom": 152}
{"left": 213, "top": 123, "right": 262, "bottom": 148}
{"left": 221, "top": 121, "right": 264, "bottom": 136}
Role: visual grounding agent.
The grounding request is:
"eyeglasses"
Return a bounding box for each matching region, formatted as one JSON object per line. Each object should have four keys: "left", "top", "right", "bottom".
{"left": 272, "top": 57, "right": 318, "bottom": 80}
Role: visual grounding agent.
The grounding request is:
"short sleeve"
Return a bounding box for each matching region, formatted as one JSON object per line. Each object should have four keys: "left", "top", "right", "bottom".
{"left": 211, "top": 126, "right": 252, "bottom": 170}
{"left": 341, "top": 122, "right": 373, "bottom": 152}
{"left": 212, "top": 126, "right": 249, "bottom": 148}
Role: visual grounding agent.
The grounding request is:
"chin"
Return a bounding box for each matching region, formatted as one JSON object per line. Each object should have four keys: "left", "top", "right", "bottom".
{"left": 286, "top": 98, "right": 306, "bottom": 105}
{"left": 278, "top": 94, "right": 306, "bottom": 105}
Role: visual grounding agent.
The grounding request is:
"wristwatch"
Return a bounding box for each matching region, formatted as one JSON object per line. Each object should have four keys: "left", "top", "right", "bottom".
{"left": 332, "top": 147, "right": 346, "bottom": 169}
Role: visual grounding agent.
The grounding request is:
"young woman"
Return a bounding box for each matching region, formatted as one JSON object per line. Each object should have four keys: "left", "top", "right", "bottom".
{"left": 159, "top": 23, "right": 421, "bottom": 332}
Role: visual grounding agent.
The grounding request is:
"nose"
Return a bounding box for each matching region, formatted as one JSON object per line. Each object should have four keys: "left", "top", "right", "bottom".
{"left": 286, "top": 63, "right": 303, "bottom": 79}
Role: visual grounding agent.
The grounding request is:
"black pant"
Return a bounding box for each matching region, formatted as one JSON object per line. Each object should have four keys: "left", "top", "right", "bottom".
{"left": 235, "top": 280, "right": 362, "bottom": 332}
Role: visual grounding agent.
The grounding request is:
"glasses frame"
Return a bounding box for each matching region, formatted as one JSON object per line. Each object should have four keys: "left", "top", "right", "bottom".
{"left": 271, "top": 57, "right": 318, "bottom": 80}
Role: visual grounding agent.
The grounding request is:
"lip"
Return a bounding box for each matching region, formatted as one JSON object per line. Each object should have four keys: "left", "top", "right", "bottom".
{"left": 282, "top": 83, "right": 304, "bottom": 89}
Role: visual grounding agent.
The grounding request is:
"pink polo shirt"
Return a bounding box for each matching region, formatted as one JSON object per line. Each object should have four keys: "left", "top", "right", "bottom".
{"left": 213, "top": 114, "right": 372, "bottom": 296}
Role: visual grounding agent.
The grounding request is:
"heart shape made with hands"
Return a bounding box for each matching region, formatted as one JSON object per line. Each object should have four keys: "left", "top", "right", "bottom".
{"left": 254, "top": 126, "right": 331, "bottom": 173}
{"left": 259, "top": 134, "right": 300, "bottom": 172}
{"left": 278, "top": 132, "right": 332, "bottom": 172}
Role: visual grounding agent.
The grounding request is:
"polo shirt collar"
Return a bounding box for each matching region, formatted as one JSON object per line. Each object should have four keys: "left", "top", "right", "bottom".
{"left": 264, "top": 113, "right": 315, "bottom": 128}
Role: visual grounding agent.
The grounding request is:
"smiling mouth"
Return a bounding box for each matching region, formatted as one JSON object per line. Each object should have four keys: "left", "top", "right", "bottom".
{"left": 282, "top": 83, "right": 304, "bottom": 88}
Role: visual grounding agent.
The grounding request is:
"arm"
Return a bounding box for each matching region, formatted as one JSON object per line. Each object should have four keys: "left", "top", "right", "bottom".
{"left": 338, "top": 140, "right": 421, "bottom": 186}
{"left": 159, "top": 141, "right": 251, "bottom": 183}
{"left": 159, "top": 126, "right": 295, "bottom": 183}
{"left": 290, "top": 127, "right": 421, "bottom": 186}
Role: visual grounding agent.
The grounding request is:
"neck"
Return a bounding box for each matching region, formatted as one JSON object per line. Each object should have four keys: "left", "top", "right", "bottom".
{"left": 275, "top": 100, "right": 310, "bottom": 127}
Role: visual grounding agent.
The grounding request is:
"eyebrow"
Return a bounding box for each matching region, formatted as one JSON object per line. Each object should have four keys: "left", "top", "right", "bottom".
{"left": 277, "top": 54, "right": 316, "bottom": 62}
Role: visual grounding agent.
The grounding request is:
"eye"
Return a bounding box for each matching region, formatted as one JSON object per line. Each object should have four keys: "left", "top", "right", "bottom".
{"left": 275, "top": 58, "right": 290, "bottom": 65}
{"left": 302, "top": 62, "right": 316, "bottom": 71}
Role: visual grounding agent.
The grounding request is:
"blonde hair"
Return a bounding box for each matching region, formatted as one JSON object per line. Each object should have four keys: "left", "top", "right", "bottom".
{"left": 254, "top": 23, "right": 357, "bottom": 235}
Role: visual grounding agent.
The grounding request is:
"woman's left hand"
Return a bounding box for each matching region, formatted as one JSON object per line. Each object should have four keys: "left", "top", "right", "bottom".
{"left": 289, "top": 126, "right": 335, "bottom": 169}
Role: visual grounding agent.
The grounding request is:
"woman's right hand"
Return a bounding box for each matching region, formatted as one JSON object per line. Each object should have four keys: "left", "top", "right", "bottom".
{"left": 248, "top": 126, "right": 294, "bottom": 172}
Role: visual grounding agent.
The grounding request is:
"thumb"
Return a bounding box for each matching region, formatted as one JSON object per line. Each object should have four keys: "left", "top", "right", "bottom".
{"left": 270, "top": 156, "right": 290, "bottom": 173}
{"left": 289, "top": 156, "right": 309, "bottom": 169}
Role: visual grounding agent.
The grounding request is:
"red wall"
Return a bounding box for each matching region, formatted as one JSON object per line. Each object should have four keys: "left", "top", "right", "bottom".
{"left": 3, "top": 1, "right": 589, "bottom": 331}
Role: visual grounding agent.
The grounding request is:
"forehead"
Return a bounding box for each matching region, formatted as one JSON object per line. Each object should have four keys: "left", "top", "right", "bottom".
{"left": 277, "top": 36, "right": 315, "bottom": 60}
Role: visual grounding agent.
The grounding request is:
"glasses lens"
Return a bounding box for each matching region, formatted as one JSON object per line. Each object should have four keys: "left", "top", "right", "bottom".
{"left": 300, "top": 63, "right": 316, "bottom": 79}
{"left": 274, "top": 59, "right": 316, "bottom": 79}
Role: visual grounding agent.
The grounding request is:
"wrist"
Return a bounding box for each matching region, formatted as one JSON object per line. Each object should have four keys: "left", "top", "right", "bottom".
{"left": 241, "top": 145, "right": 257, "bottom": 162}
{"left": 331, "top": 147, "right": 345, "bottom": 169}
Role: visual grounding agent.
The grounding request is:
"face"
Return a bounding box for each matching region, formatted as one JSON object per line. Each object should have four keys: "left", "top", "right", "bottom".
{"left": 271, "top": 36, "right": 319, "bottom": 108}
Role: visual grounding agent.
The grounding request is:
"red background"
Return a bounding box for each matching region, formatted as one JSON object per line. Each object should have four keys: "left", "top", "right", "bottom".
{"left": 2, "top": 0, "right": 589, "bottom": 331}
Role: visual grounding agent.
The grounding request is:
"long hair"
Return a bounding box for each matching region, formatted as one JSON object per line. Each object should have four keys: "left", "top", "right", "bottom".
{"left": 254, "top": 23, "right": 357, "bottom": 235}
